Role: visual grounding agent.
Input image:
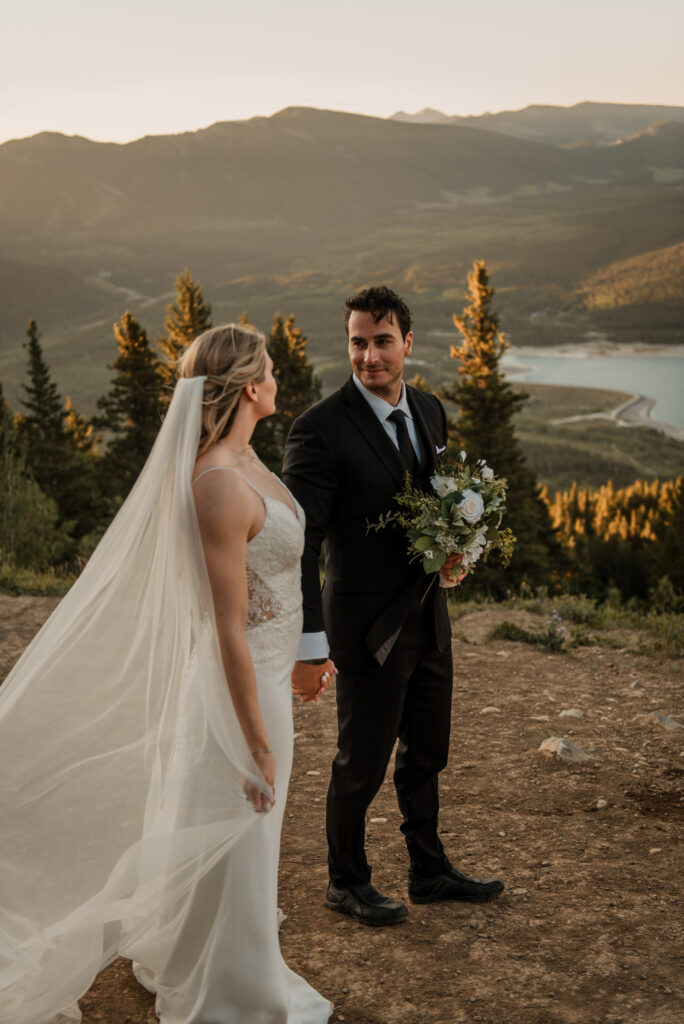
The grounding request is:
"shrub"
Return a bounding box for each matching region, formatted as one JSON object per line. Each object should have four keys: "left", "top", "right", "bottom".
{"left": 0, "top": 563, "right": 74, "bottom": 597}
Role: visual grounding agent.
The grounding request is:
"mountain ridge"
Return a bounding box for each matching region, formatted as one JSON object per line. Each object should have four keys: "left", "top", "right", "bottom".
{"left": 391, "top": 101, "right": 684, "bottom": 146}
{"left": 0, "top": 104, "right": 681, "bottom": 410}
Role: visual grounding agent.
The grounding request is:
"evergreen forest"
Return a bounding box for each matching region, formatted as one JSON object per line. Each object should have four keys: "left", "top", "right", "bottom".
{"left": 1, "top": 264, "right": 682, "bottom": 619}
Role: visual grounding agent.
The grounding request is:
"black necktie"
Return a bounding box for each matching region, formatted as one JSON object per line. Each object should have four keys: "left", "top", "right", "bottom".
{"left": 388, "top": 409, "right": 417, "bottom": 473}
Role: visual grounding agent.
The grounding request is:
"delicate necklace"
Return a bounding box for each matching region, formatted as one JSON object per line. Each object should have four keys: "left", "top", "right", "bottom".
{"left": 225, "top": 442, "right": 253, "bottom": 456}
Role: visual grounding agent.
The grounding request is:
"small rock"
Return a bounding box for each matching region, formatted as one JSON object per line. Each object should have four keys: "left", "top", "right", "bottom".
{"left": 512, "top": 887, "right": 528, "bottom": 895}
{"left": 630, "top": 680, "right": 644, "bottom": 689}
{"left": 649, "top": 847, "right": 662, "bottom": 855}
{"left": 560, "top": 708, "right": 583, "bottom": 719}
{"left": 498, "top": 831, "right": 506, "bottom": 837}
{"left": 369, "top": 816, "right": 387, "bottom": 824}
{"left": 540, "top": 860, "right": 551, "bottom": 867}
{"left": 481, "top": 706, "right": 501, "bottom": 714}
{"left": 306, "top": 770, "right": 321, "bottom": 776}
{"left": 531, "top": 714, "right": 551, "bottom": 721}
{"left": 595, "top": 798, "right": 608, "bottom": 809}
{"left": 539, "top": 736, "right": 591, "bottom": 762}
{"left": 637, "top": 712, "right": 683, "bottom": 731}
{"left": 495, "top": 651, "right": 510, "bottom": 658}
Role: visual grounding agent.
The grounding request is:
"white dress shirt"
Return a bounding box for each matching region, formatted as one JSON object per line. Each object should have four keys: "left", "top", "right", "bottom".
{"left": 296, "top": 375, "right": 419, "bottom": 661}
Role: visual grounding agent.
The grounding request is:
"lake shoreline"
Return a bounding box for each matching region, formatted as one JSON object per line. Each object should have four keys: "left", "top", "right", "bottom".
{"left": 502, "top": 343, "right": 684, "bottom": 434}
{"left": 506, "top": 341, "right": 684, "bottom": 361}
{"left": 548, "top": 389, "right": 684, "bottom": 442}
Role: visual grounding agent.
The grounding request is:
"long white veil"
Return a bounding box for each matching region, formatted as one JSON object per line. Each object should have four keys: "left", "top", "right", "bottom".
{"left": 0, "top": 376, "right": 269, "bottom": 1023}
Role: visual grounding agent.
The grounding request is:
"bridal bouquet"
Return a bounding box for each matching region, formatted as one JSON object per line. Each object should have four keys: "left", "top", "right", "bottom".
{"left": 369, "top": 450, "right": 515, "bottom": 585}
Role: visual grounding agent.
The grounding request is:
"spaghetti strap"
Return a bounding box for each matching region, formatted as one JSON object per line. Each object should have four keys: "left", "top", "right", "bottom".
{"left": 192, "top": 465, "right": 300, "bottom": 522}
{"left": 191, "top": 465, "right": 268, "bottom": 499}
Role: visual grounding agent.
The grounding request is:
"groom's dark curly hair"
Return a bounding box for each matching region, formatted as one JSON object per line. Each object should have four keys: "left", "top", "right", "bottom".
{"left": 344, "top": 285, "right": 412, "bottom": 340}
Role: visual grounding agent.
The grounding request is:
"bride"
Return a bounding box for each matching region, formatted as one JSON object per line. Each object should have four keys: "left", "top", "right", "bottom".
{"left": 0, "top": 324, "right": 333, "bottom": 1023}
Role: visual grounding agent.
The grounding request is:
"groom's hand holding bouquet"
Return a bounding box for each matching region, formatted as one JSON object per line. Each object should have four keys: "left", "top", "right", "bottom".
{"left": 369, "top": 449, "right": 515, "bottom": 589}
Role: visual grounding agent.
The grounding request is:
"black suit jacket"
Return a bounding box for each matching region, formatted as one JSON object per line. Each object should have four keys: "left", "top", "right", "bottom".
{"left": 283, "top": 376, "right": 451, "bottom": 671}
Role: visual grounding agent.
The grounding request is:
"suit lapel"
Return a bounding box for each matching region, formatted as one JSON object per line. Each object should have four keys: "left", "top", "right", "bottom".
{"left": 340, "top": 376, "right": 406, "bottom": 488}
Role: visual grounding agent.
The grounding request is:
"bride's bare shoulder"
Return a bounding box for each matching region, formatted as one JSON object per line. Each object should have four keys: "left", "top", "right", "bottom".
{"left": 192, "top": 460, "right": 261, "bottom": 532}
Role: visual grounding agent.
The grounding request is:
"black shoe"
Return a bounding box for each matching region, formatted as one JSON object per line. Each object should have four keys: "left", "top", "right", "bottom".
{"left": 408, "top": 867, "right": 504, "bottom": 904}
{"left": 325, "top": 882, "right": 409, "bottom": 926}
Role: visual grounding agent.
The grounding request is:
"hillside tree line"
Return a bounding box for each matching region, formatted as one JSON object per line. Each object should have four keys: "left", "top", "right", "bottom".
{"left": 1, "top": 263, "right": 682, "bottom": 607}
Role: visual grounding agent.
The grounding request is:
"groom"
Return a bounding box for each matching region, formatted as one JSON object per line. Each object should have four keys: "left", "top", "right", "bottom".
{"left": 283, "top": 286, "right": 503, "bottom": 925}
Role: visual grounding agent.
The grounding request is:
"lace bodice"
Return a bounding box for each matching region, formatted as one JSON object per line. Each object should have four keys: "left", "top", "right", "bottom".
{"left": 192, "top": 466, "right": 305, "bottom": 672}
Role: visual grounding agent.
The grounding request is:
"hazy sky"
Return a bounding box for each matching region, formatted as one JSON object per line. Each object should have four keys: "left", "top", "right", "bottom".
{"left": 3, "top": 0, "right": 683, "bottom": 144}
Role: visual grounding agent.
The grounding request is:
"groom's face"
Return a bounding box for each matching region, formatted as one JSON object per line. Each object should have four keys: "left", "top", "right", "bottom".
{"left": 347, "top": 310, "right": 413, "bottom": 401}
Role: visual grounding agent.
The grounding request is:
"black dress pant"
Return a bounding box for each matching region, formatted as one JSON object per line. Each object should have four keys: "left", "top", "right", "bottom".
{"left": 326, "top": 599, "right": 453, "bottom": 888}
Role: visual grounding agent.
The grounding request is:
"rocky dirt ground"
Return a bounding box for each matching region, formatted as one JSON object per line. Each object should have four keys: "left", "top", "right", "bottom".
{"left": 1, "top": 596, "right": 682, "bottom": 1024}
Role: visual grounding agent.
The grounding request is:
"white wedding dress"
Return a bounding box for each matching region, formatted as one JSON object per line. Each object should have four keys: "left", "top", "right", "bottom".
{"left": 132, "top": 467, "right": 332, "bottom": 1023}
{"left": 0, "top": 378, "right": 331, "bottom": 1024}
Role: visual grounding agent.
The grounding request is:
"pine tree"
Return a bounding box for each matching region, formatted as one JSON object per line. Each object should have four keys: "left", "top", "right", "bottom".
{"left": 252, "top": 313, "right": 322, "bottom": 473}
{"left": 158, "top": 268, "right": 212, "bottom": 389}
{"left": 65, "top": 396, "right": 99, "bottom": 456}
{"left": 1, "top": 382, "right": 65, "bottom": 569}
{"left": 443, "top": 262, "right": 560, "bottom": 593}
{"left": 406, "top": 373, "right": 430, "bottom": 392}
{"left": 18, "top": 319, "right": 65, "bottom": 493}
{"left": 95, "top": 311, "right": 165, "bottom": 499}
{"left": 17, "top": 320, "right": 99, "bottom": 547}
{"left": 656, "top": 480, "right": 684, "bottom": 594}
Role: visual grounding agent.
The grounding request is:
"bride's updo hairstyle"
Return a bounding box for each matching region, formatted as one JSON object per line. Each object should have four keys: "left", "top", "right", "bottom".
{"left": 177, "top": 323, "right": 267, "bottom": 454}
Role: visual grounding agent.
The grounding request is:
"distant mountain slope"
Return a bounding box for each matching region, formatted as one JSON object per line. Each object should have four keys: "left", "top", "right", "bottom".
{"left": 1, "top": 106, "right": 681, "bottom": 250}
{"left": 587, "top": 121, "right": 684, "bottom": 177}
{"left": 391, "top": 101, "right": 684, "bottom": 146}
{"left": 0, "top": 258, "right": 118, "bottom": 336}
{"left": 0, "top": 109, "right": 581, "bottom": 244}
{"left": 0, "top": 105, "right": 682, "bottom": 408}
{"left": 576, "top": 241, "right": 684, "bottom": 309}
{"left": 392, "top": 108, "right": 450, "bottom": 124}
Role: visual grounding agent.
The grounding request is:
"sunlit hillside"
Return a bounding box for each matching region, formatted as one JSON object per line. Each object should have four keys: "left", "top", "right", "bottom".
{"left": 576, "top": 241, "right": 684, "bottom": 310}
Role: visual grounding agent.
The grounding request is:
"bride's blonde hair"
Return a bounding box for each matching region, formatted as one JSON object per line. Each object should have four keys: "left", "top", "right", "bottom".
{"left": 177, "top": 323, "right": 267, "bottom": 454}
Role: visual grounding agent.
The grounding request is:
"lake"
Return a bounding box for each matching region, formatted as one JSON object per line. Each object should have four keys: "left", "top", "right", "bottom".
{"left": 502, "top": 351, "right": 684, "bottom": 428}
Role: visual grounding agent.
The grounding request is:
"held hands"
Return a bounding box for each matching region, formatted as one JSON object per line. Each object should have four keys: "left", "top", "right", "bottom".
{"left": 440, "top": 552, "right": 468, "bottom": 588}
{"left": 244, "top": 749, "right": 276, "bottom": 813}
{"left": 291, "top": 658, "right": 338, "bottom": 704}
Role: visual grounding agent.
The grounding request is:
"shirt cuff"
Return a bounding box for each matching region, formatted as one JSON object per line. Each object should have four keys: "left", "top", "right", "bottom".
{"left": 297, "top": 631, "right": 330, "bottom": 661}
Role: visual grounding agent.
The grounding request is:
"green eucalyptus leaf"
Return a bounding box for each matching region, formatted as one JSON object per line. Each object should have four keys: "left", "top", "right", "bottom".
{"left": 423, "top": 550, "right": 447, "bottom": 573}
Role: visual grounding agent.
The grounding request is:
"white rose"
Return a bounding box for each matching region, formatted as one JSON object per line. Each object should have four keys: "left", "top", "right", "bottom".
{"left": 458, "top": 489, "right": 485, "bottom": 524}
{"left": 431, "top": 474, "right": 459, "bottom": 497}
{"left": 459, "top": 450, "right": 467, "bottom": 462}
{"left": 461, "top": 528, "right": 487, "bottom": 568}
{"left": 481, "top": 466, "right": 494, "bottom": 482}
